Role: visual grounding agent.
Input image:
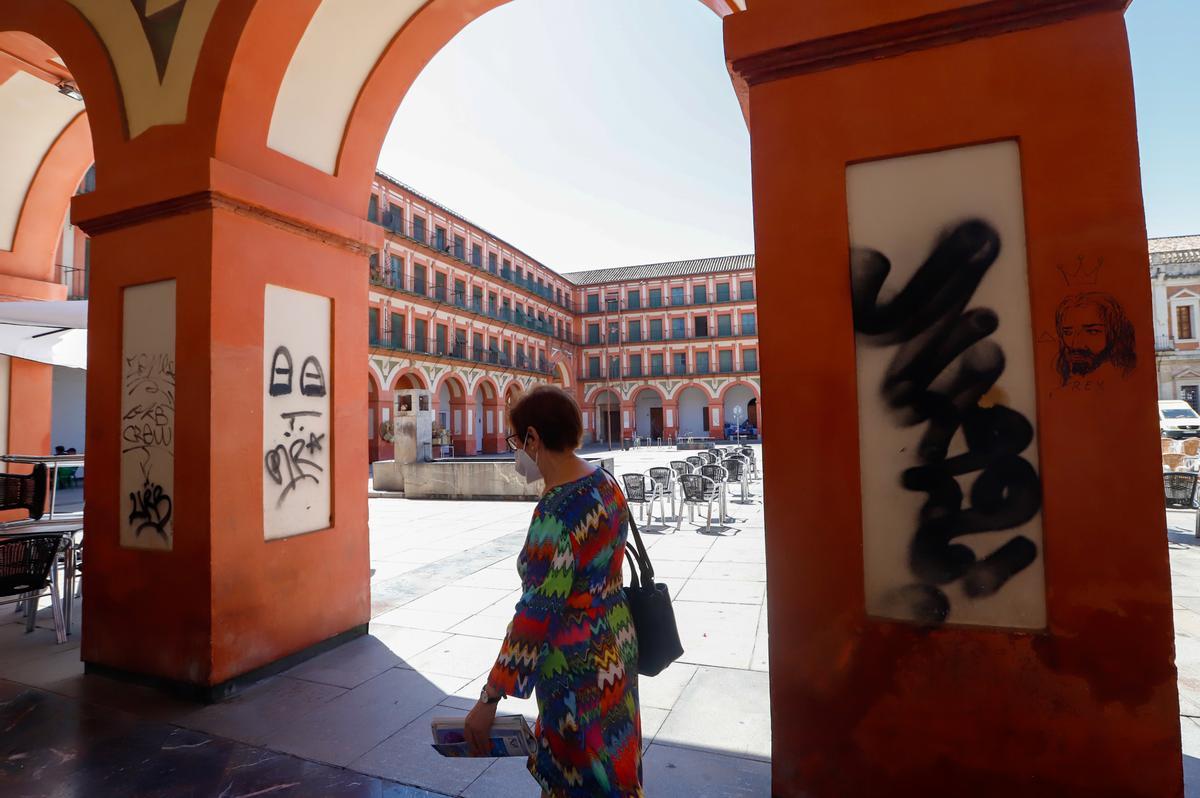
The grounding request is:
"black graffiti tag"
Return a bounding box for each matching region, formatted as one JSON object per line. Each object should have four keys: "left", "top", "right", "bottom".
{"left": 128, "top": 478, "right": 172, "bottom": 541}
{"left": 851, "top": 219, "right": 1042, "bottom": 626}
{"left": 264, "top": 411, "right": 325, "bottom": 507}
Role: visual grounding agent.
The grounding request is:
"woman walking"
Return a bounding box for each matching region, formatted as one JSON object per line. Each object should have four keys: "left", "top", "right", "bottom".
{"left": 465, "top": 385, "right": 643, "bottom": 797}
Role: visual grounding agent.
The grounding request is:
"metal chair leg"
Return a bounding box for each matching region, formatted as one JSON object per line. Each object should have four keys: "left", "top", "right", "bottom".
{"left": 24, "top": 594, "right": 36, "bottom": 633}
{"left": 48, "top": 578, "right": 66, "bottom": 645}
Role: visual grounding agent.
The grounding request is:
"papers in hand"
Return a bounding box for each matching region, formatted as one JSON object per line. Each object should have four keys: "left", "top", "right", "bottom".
{"left": 430, "top": 714, "right": 536, "bottom": 758}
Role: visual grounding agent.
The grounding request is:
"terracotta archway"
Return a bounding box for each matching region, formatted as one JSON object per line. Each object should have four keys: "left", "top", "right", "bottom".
{"left": 6, "top": 3, "right": 1172, "bottom": 795}
{"left": 211, "top": 0, "right": 746, "bottom": 219}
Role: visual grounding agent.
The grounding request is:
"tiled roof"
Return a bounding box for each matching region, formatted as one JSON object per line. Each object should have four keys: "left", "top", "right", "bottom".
{"left": 561, "top": 255, "right": 756, "bottom": 286}
{"left": 1149, "top": 235, "right": 1200, "bottom": 254}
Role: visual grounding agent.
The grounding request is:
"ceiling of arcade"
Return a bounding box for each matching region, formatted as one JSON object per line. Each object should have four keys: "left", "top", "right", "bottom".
{"left": 0, "top": 33, "right": 82, "bottom": 252}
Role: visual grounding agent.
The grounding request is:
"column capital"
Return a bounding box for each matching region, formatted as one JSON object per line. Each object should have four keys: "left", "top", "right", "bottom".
{"left": 727, "top": 0, "right": 1128, "bottom": 86}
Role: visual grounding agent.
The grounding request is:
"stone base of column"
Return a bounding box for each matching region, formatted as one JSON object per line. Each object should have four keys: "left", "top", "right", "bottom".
{"left": 83, "top": 624, "right": 368, "bottom": 704}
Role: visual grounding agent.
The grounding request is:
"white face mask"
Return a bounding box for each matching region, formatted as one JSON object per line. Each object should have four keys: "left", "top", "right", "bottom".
{"left": 514, "top": 431, "right": 542, "bottom": 483}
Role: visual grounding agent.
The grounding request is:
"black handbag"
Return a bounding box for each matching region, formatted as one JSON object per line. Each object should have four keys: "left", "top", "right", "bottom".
{"left": 619, "top": 492, "right": 685, "bottom": 677}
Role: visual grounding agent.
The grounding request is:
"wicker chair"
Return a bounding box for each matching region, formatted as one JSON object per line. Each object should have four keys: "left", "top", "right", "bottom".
{"left": 679, "top": 474, "right": 721, "bottom": 532}
{"left": 1165, "top": 472, "right": 1200, "bottom": 536}
{"left": 0, "top": 463, "right": 47, "bottom": 522}
{"left": 1164, "top": 438, "right": 1182, "bottom": 455}
{"left": 700, "top": 464, "right": 729, "bottom": 520}
{"left": 1164, "top": 453, "right": 1188, "bottom": 472}
{"left": 738, "top": 446, "right": 759, "bottom": 479}
{"left": 0, "top": 533, "right": 68, "bottom": 643}
{"left": 685, "top": 455, "right": 704, "bottom": 471}
{"left": 647, "top": 467, "right": 677, "bottom": 522}
{"left": 622, "top": 473, "right": 667, "bottom": 524}
{"left": 722, "top": 456, "right": 749, "bottom": 502}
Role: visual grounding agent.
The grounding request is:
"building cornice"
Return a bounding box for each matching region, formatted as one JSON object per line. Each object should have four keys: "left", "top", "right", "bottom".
{"left": 75, "top": 190, "right": 370, "bottom": 254}
{"left": 731, "top": 0, "right": 1127, "bottom": 86}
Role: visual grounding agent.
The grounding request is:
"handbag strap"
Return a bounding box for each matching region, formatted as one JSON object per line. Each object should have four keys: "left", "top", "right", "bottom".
{"left": 600, "top": 467, "right": 655, "bottom": 588}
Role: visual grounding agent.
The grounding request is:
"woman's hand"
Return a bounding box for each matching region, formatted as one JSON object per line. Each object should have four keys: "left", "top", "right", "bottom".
{"left": 464, "top": 695, "right": 499, "bottom": 756}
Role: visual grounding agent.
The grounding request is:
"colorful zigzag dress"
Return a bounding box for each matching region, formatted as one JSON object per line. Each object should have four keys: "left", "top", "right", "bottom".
{"left": 486, "top": 467, "right": 643, "bottom": 797}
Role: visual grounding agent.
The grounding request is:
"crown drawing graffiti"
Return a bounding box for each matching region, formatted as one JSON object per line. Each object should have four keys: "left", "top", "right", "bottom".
{"left": 1057, "top": 256, "right": 1103, "bottom": 287}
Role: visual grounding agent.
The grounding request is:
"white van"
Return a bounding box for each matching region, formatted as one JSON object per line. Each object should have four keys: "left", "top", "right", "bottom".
{"left": 1159, "top": 400, "right": 1200, "bottom": 439}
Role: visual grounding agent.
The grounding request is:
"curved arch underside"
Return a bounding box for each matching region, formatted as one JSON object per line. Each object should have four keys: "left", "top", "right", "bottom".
{"left": 266, "top": 0, "right": 742, "bottom": 176}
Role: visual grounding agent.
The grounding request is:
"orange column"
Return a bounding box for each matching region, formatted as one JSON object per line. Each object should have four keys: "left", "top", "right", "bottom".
{"left": 76, "top": 178, "right": 370, "bottom": 698}
{"left": 728, "top": 1, "right": 1180, "bottom": 795}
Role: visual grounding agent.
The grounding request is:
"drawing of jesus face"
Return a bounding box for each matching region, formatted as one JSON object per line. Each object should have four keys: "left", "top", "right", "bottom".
{"left": 1058, "top": 303, "right": 1109, "bottom": 376}
{"left": 1052, "top": 291, "right": 1137, "bottom": 386}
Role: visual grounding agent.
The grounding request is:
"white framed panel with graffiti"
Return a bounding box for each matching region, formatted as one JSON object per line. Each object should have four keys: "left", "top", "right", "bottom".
{"left": 263, "top": 285, "right": 332, "bottom": 540}
{"left": 120, "top": 280, "right": 176, "bottom": 551}
{"left": 847, "top": 140, "right": 1046, "bottom": 629}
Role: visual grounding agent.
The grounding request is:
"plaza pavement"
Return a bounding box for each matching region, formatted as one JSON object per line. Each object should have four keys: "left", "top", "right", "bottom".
{"left": 11, "top": 453, "right": 1197, "bottom": 795}
{"left": 0, "top": 445, "right": 770, "bottom": 797}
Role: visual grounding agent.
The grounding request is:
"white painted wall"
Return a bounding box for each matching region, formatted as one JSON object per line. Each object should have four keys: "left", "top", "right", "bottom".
{"left": 51, "top": 366, "right": 85, "bottom": 452}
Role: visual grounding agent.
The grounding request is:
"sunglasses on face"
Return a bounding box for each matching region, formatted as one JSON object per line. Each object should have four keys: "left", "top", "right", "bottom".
{"left": 505, "top": 434, "right": 521, "bottom": 452}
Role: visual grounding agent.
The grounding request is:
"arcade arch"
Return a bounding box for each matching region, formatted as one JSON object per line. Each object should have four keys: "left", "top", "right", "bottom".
{"left": 721, "top": 382, "right": 759, "bottom": 436}
{"left": 677, "top": 385, "right": 712, "bottom": 438}
{"left": 633, "top": 386, "right": 666, "bottom": 440}
{"left": 593, "top": 388, "right": 621, "bottom": 448}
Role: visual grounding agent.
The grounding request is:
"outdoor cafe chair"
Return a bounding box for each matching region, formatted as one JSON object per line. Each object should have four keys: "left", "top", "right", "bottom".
{"left": 1164, "top": 453, "right": 1189, "bottom": 472}
{"left": 647, "top": 467, "right": 677, "bottom": 522}
{"left": 622, "top": 473, "right": 668, "bottom": 526}
{"left": 699, "top": 464, "right": 730, "bottom": 520}
{"left": 0, "top": 463, "right": 47, "bottom": 522}
{"left": 1165, "top": 472, "right": 1200, "bottom": 536}
{"left": 685, "top": 455, "right": 704, "bottom": 471}
{"left": 723, "top": 456, "right": 750, "bottom": 501}
{"left": 739, "top": 446, "right": 760, "bottom": 479}
{"left": 1165, "top": 437, "right": 1182, "bottom": 454}
{"left": 0, "top": 532, "right": 69, "bottom": 643}
{"left": 679, "top": 473, "right": 721, "bottom": 532}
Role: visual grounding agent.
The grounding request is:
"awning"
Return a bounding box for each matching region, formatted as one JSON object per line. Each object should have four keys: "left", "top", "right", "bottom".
{"left": 0, "top": 300, "right": 87, "bottom": 369}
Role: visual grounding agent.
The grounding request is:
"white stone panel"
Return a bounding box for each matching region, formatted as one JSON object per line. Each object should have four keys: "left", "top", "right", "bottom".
{"left": 120, "top": 280, "right": 176, "bottom": 550}
{"left": 848, "top": 140, "right": 1045, "bottom": 629}
{"left": 263, "top": 285, "right": 331, "bottom": 540}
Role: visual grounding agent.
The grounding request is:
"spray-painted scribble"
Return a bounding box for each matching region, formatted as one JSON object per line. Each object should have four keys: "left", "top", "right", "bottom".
{"left": 1054, "top": 292, "right": 1136, "bottom": 386}
{"left": 264, "top": 409, "right": 326, "bottom": 507}
{"left": 851, "top": 219, "right": 1042, "bottom": 625}
{"left": 128, "top": 478, "right": 172, "bottom": 540}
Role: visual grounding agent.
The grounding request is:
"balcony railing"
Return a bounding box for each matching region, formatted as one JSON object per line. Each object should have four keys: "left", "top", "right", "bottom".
{"left": 368, "top": 333, "right": 557, "bottom": 376}
{"left": 579, "top": 365, "right": 761, "bottom": 381}
{"left": 374, "top": 211, "right": 575, "bottom": 313}
{"left": 579, "top": 291, "right": 756, "bottom": 316}
{"left": 1157, "top": 334, "right": 1179, "bottom": 352}
{"left": 579, "top": 326, "right": 759, "bottom": 347}
{"left": 369, "top": 273, "right": 577, "bottom": 347}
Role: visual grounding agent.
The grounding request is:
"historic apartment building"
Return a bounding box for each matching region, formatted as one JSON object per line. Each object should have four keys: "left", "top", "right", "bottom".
{"left": 358, "top": 172, "right": 761, "bottom": 461}
{"left": 1151, "top": 234, "right": 1200, "bottom": 408}
{"left": 50, "top": 170, "right": 763, "bottom": 462}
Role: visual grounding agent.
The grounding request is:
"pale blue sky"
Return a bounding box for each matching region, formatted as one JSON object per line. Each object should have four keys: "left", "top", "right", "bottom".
{"left": 379, "top": 0, "right": 1196, "bottom": 272}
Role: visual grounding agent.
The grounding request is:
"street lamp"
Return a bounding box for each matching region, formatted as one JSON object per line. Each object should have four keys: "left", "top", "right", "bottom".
{"left": 732, "top": 406, "right": 743, "bottom": 444}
